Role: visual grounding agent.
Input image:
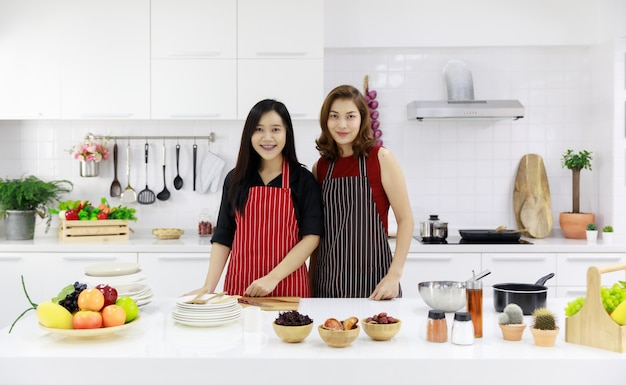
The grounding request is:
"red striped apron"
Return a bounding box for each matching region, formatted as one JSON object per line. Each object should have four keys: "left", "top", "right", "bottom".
{"left": 224, "top": 160, "right": 310, "bottom": 297}
{"left": 314, "top": 156, "right": 399, "bottom": 298}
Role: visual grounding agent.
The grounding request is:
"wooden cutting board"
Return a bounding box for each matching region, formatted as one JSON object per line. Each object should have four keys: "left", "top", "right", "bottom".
{"left": 238, "top": 296, "right": 300, "bottom": 311}
{"left": 513, "top": 154, "right": 553, "bottom": 238}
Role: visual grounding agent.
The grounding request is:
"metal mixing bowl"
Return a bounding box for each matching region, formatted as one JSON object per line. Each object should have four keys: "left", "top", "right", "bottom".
{"left": 418, "top": 281, "right": 466, "bottom": 312}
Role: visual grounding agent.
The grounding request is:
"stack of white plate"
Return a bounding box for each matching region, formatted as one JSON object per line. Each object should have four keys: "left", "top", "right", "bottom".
{"left": 83, "top": 262, "right": 154, "bottom": 307}
{"left": 172, "top": 295, "right": 242, "bottom": 327}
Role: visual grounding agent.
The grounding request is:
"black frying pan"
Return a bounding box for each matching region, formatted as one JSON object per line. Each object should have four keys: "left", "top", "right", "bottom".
{"left": 493, "top": 273, "right": 555, "bottom": 315}
{"left": 459, "top": 229, "right": 522, "bottom": 242}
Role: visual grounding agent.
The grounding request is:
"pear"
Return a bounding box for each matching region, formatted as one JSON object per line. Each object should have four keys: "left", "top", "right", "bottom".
{"left": 36, "top": 301, "right": 74, "bottom": 329}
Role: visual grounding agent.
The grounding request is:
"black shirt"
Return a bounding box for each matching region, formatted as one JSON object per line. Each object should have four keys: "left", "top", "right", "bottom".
{"left": 211, "top": 163, "right": 324, "bottom": 248}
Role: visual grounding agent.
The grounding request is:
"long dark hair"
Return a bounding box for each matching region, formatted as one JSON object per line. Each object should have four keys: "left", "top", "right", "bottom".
{"left": 315, "top": 84, "right": 375, "bottom": 161}
{"left": 228, "top": 99, "right": 300, "bottom": 214}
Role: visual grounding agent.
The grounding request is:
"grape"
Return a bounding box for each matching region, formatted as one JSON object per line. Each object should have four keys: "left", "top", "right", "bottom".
{"left": 565, "top": 282, "right": 626, "bottom": 316}
{"left": 58, "top": 281, "right": 87, "bottom": 313}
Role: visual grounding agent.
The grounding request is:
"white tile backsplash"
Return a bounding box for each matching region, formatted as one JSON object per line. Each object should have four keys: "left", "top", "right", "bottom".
{"left": 2, "top": 43, "right": 624, "bottom": 237}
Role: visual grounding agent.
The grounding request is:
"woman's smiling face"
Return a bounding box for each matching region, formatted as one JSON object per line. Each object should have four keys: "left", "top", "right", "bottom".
{"left": 251, "top": 110, "right": 286, "bottom": 161}
{"left": 327, "top": 98, "right": 361, "bottom": 155}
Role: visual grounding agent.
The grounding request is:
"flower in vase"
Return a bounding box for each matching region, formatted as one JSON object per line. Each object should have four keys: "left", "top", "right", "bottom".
{"left": 69, "top": 136, "right": 110, "bottom": 162}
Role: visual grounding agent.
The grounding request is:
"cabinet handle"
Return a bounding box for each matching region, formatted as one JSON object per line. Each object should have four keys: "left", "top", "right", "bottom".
{"left": 491, "top": 256, "right": 547, "bottom": 261}
{"left": 79, "top": 113, "right": 134, "bottom": 119}
{"left": 62, "top": 256, "right": 117, "bottom": 261}
{"left": 156, "top": 255, "right": 209, "bottom": 261}
{"left": 168, "top": 51, "right": 222, "bottom": 58}
{"left": 408, "top": 255, "right": 453, "bottom": 261}
{"left": 289, "top": 113, "right": 309, "bottom": 118}
{"left": 0, "top": 255, "right": 21, "bottom": 261}
{"left": 254, "top": 52, "right": 307, "bottom": 57}
{"left": 564, "top": 255, "right": 621, "bottom": 262}
{"left": 565, "top": 289, "right": 587, "bottom": 296}
{"left": 169, "top": 113, "right": 221, "bottom": 119}
{"left": 0, "top": 113, "right": 43, "bottom": 118}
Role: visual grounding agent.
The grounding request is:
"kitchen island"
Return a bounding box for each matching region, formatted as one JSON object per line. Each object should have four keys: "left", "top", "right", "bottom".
{"left": 0, "top": 297, "right": 622, "bottom": 385}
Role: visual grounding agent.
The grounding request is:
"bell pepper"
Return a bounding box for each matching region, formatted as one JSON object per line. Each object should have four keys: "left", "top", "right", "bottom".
{"left": 64, "top": 209, "right": 79, "bottom": 221}
{"left": 97, "top": 211, "right": 108, "bottom": 220}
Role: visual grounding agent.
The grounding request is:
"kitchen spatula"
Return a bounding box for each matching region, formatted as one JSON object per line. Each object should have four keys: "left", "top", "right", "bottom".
{"left": 138, "top": 142, "right": 156, "bottom": 205}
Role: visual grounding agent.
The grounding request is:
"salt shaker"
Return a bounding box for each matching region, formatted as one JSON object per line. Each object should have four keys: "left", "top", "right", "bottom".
{"left": 466, "top": 274, "right": 483, "bottom": 338}
{"left": 451, "top": 311, "right": 474, "bottom": 345}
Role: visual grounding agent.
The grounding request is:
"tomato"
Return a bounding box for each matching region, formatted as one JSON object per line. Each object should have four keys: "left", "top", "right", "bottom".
{"left": 115, "top": 297, "right": 139, "bottom": 323}
{"left": 64, "top": 209, "right": 79, "bottom": 220}
{"left": 73, "top": 310, "right": 103, "bottom": 329}
{"left": 101, "top": 305, "right": 126, "bottom": 327}
{"left": 77, "top": 288, "right": 105, "bottom": 312}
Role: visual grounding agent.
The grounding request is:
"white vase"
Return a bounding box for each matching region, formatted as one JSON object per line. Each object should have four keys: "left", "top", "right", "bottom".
{"left": 586, "top": 230, "right": 598, "bottom": 242}
{"left": 603, "top": 232, "right": 614, "bottom": 244}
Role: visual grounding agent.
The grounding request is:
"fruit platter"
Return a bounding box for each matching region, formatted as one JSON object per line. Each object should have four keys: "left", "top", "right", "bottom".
{"left": 11, "top": 276, "right": 140, "bottom": 338}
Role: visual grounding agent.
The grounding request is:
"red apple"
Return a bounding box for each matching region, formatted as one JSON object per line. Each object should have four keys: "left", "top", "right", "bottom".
{"left": 95, "top": 284, "right": 118, "bottom": 307}
{"left": 73, "top": 310, "right": 103, "bottom": 329}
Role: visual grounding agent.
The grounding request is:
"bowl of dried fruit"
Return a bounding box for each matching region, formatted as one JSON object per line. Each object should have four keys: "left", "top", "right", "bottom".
{"left": 361, "top": 312, "right": 401, "bottom": 341}
{"left": 272, "top": 310, "right": 314, "bottom": 343}
{"left": 317, "top": 316, "right": 360, "bottom": 348}
{"left": 152, "top": 228, "right": 184, "bottom": 240}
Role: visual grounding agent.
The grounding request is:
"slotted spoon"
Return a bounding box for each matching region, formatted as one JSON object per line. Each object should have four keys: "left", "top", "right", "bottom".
{"left": 137, "top": 142, "right": 156, "bottom": 205}
{"left": 157, "top": 143, "right": 171, "bottom": 201}
{"left": 109, "top": 141, "right": 122, "bottom": 197}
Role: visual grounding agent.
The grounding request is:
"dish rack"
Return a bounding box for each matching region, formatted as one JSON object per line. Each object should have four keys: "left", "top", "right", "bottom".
{"left": 565, "top": 262, "right": 626, "bottom": 352}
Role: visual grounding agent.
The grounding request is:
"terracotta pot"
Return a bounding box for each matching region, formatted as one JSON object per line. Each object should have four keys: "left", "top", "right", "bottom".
{"left": 530, "top": 327, "right": 559, "bottom": 347}
{"left": 559, "top": 212, "right": 595, "bottom": 239}
{"left": 499, "top": 323, "right": 526, "bottom": 341}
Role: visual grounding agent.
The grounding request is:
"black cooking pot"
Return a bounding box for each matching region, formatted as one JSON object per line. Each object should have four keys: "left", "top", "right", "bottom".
{"left": 493, "top": 273, "right": 555, "bottom": 315}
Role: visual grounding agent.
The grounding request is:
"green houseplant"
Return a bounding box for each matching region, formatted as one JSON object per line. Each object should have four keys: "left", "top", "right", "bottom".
{"left": 603, "top": 225, "right": 614, "bottom": 244}
{"left": 0, "top": 175, "right": 73, "bottom": 240}
{"left": 586, "top": 223, "right": 598, "bottom": 242}
{"left": 559, "top": 149, "right": 594, "bottom": 239}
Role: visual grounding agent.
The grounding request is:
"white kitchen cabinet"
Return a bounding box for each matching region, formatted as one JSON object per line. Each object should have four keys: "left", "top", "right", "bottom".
{"left": 237, "top": 0, "right": 323, "bottom": 59}
{"left": 401, "top": 253, "right": 481, "bottom": 298}
{"left": 151, "top": 60, "right": 237, "bottom": 119}
{"left": 1, "top": 253, "right": 45, "bottom": 329}
{"left": 0, "top": 1, "right": 61, "bottom": 119}
{"left": 138, "top": 253, "right": 225, "bottom": 298}
{"left": 556, "top": 253, "right": 626, "bottom": 298}
{"left": 237, "top": 59, "right": 323, "bottom": 119}
{"left": 59, "top": 0, "right": 150, "bottom": 119}
{"left": 150, "top": 0, "right": 237, "bottom": 119}
{"left": 481, "top": 253, "right": 557, "bottom": 298}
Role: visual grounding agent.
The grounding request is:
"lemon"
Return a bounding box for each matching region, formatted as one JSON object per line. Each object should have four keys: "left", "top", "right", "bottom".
{"left": 36, "top": 301, "right": 74, "bottom": 329}
{"left": 610, "top": 299, "right": 626, "bottom": 325}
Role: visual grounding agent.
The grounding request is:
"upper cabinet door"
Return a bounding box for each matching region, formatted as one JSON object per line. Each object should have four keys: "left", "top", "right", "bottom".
{"left": 60, "top": 0, "right": 150, "bottom": 119}
{"left": 151, "top": 0, "right": 236, "bottom": 59}
{"left": 237, "top": 0, "right": 323, "bottom": 59}
{"left": 0, "top": 1, "right": 61, "bottom": 119}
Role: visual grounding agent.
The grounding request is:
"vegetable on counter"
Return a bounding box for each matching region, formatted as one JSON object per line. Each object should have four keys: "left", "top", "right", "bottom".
{"left": 50, "top": 198, "right": 137, "bottom": 221}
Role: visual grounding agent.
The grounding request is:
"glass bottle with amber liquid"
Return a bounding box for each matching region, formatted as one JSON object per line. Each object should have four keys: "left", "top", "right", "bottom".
{"left": 466, "top": 277, "right": 483, "bottom": 338}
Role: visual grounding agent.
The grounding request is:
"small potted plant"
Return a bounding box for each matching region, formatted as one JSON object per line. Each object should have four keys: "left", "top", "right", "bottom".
{"left": 68, "top": 135, "right": 110, "bottom": 177}
{"left": 530, "top": 307, "right": 559, "bottom": 347}
{"left": 586, "top": 223, "right": 598, "bottom": 242}
{"left": 602, "top": 225, "right": 614, "bottom": 244}
{"left": 559, "top": 149, "right": 594, "bottom": 239}
{"left": 0, "top": 175, "right": 73, "bottom": 240}
{"left": 498, "top": 303, "right": 526, "bottom": 341}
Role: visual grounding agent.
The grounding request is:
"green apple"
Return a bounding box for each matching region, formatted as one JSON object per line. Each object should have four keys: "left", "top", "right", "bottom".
{"left": 115, "top": 296, "right": 139, "bottom": 323}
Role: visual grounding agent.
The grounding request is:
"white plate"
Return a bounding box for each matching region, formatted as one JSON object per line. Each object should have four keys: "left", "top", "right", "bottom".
{"left": 173, "top": 307, "right": 241, "bottom": 320}
{"left": 116, "top": 281, "right": 149, "bottom": 296}
{"left": 171, "top": 313, "right": 240, "bottom": 327}
{"left": 84, "top": 262, "right": 140, "bottom": 277}
{"left": 39, "top": 316, "right": 140, "bottom": 337}
{"left": 176, "top": 295, "right": 238, "bottom": 309}
{"left": 82, "top": 271, "right": 146, "bottom": 287}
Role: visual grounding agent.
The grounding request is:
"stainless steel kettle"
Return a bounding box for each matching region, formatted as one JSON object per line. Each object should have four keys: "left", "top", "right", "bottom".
{"left": 420, "top": 215, "right": 448, "bottom": 241}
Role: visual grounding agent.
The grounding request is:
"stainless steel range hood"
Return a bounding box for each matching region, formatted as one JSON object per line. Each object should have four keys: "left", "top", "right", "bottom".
{"left": 407, "top": 99, "right": 525, "bottom": 120}
{"left": 407, "top": 59, "right": 525, "bottom": 121}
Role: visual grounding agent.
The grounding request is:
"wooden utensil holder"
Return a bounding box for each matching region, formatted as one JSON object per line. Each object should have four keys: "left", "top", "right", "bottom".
{"left": 58, "top": 219, "right": 130, "bottom": 243}
{"left": 565, "top": 262, "right": 626, "bottom": 352}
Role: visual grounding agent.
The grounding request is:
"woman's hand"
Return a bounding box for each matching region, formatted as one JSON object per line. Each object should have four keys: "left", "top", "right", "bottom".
{"left": 369, "top": 275, "right": 400, "bottom": 300}
{"left": 244, "top": 275, "right": 279, "bottom": 297}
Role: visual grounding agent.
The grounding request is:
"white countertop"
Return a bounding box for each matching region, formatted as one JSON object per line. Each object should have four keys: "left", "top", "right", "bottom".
{"left": 0, "top": 297, "right": 622, "bottom": 385}
{"left": 0, "top": 228, "right": 623, "bottom": 254}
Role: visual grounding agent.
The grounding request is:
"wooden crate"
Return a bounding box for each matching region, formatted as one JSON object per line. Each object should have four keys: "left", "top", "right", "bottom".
{"left": 565, "top": 262, "right": 626, "bottom": 352}
{"left": 58, "top": 219, "right": 130, "bottom": 243}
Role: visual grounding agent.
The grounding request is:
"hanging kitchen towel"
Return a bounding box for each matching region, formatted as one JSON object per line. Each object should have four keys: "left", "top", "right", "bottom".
{"left": 200, "top": 151, "right": 226, "bottom": 193}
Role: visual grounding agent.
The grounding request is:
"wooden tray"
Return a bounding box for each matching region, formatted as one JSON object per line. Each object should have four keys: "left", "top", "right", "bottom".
{"left": 513, "top": 154, "right": 553, "bottom": 238}
{"left": 237, "top": 296, "right": 300, "bottom": 311}
{"left": 565, "top": 262, "right": 626, "bottom": 352}
{"left": 58, "top": 219, "right": 130, "bottom": 243}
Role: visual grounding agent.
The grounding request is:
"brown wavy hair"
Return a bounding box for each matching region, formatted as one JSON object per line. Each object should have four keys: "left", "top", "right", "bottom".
{"left": 315, "top": 84, "right": 375, "bottom": 161}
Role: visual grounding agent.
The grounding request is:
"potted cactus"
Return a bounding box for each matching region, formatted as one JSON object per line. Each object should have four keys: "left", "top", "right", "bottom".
{"left": 530, "top": 308, "right": 559, "bottom": 347}
{"left": 498, "top": 303, "right": 526, "bottom": 341}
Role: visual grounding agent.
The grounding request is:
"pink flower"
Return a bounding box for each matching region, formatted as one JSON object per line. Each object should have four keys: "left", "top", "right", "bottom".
{"left": 70, "top": 137, "right": 109, "bottom": 162}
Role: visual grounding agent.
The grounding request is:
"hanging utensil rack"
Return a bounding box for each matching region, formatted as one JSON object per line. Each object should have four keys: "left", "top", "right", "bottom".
{"left": 89, "top": 133, "right": 216, "bottom": 142}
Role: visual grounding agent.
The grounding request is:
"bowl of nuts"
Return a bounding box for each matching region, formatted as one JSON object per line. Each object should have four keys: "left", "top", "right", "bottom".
{"left": 272, "top": 311, "right": 314, "bottom": 343}
{"left": 361, "top": 312, "right": 401, "bottom": 341}
{"left": 317, "top": 316, "right": 360, "bottom": 348}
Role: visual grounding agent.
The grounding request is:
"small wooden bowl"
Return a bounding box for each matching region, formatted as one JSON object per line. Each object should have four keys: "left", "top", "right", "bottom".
{"left": 361, "top": 318, "right": 402, "bottom": 341}
{"left": 152, "top": 228, "right": 184, "bottom": 240}
{"left": 272, "top": 322, "right": 314, "bottom": 343}
{"left": 317, "top": 325, "right": 360, "bottom": 348}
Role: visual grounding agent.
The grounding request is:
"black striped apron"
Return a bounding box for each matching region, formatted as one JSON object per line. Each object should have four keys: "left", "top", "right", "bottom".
{"left": 314, "top": 156, "right": 400, "bottom": 298}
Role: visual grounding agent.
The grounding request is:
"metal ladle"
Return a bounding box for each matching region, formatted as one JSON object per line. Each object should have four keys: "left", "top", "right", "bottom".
{"left": 157, "top": 143, "right": 171, "bottom": 201}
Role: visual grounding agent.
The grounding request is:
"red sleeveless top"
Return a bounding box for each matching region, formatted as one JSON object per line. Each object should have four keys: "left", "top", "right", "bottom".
{"left": 315, "top": 146, "right": 390, "bottom": 232}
